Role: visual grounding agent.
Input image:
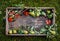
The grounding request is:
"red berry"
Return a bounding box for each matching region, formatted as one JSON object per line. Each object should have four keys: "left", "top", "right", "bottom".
{"left": 9, "top": 11, "right": 15, "bottom": 15}
{"left": 15, "top": 14, "right": 20, "bottom": 18}
{"left": 24, "top": 11, "right": 29, "bottom": 16}
{"left": 8, "top": 17, "right": 13, "bottom": 22}
{"left": 49, "top": 20, "right": 51, "bottom": 23}
{"left": 9, "top": 12, "right": 13, "bottom": 15}
{"left": 11, "top": 11, "right": 15, "bottom": 14}
{"left": 46, "top": 20, "right": 51, "bottom": 25}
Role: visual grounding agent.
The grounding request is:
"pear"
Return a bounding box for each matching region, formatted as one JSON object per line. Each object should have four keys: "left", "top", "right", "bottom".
{"left": 35, "top": 10, "right": 41, "bottom": 17}
{"left": 23, "top": 30, "right": 28, "bottom": 34}
{"left": 9, "top": 30, "right": 12, "bottom": 34}
{"left": 29, "top": 11, "right": 35, "bottom": 17}
{"left": 50, "top": 30, "right": 56, "bottom": 35}
{"left": 47, "top": 10, "right": 51, "bottom": 14}
{"left": 13, "top": 29, "right": 17, "bottom": 34}
{"left": 30, "top": 31, "right": 35, "bottom": 34}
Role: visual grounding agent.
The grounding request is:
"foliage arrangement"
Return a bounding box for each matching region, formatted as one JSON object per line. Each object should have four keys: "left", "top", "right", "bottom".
{"left": 0, "top": 0, "right": 60, "bottom": 41}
